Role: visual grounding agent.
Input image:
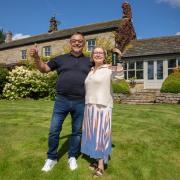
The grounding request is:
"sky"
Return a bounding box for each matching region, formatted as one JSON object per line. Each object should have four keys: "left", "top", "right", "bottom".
{"left": 0, "top": 0, "right": 180, "bottom": 40}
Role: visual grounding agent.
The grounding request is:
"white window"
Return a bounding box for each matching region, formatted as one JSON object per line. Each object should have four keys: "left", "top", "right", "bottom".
{"left": 168, "top": 58, "right": 179, "bottom": 75}
{"left": 43, "top": 46, "right": 51, "bottom": 57}
{"left": 124, "top": 61, "right": 144, "bottom": 80}
{"left": 21, "top": 50, "right": 27, "bottom": 60}
{"left": 86, "top": 39, "right": 96, "bottom": 52}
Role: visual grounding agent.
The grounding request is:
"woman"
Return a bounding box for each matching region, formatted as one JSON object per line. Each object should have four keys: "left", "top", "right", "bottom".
{"left": 81, "top": 47, "right": 123, "bottom": 177}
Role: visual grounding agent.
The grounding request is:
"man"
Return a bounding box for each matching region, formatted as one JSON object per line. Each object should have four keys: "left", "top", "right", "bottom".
{"left": 30, "top": 32, "right": 91, "bottom": 172}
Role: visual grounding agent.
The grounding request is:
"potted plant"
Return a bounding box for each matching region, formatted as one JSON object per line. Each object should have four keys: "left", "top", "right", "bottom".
{"left": 129, "top": 77, "right": 136, "bottom": 94}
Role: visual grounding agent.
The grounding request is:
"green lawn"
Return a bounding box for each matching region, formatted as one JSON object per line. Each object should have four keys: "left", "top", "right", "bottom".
{"left": 0, "top": 100, "right": 179, "bottom": 180}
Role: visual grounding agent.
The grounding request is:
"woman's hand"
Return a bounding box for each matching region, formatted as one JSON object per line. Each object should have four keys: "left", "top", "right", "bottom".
{"left": 116, "top": 63, "right": 123, "bottom": 72}
{"left": 108, "top": 64, "right": 118, "bottom": 71}
{"left": 112, "top": 48, "right": 122, "bottom": 58}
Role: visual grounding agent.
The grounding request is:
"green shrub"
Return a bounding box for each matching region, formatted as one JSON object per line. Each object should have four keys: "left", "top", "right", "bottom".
{"left": 0, "top": 67, "right": 9, "bottom": 95}
{"left": 161, "top": 72, "right": 180, "bottom": 93}
{"left": 112, "top": 79, "right": 129, "bottom": 94}
{"left": 0, "top": 29, "right": 6, "bottom": 44}
{"left": 46, "top": 71, "right": 58, "bottom": 100}
{"left": 3, "top": 66, "right": 57, "bottom": 100}
{"left": 19, "top": 59, "right": 36, "bottom": 70}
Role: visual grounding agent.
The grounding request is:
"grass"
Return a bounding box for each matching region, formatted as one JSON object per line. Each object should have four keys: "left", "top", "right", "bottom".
{"left": 0, "top": 99, "right": 180, "bottom": 180}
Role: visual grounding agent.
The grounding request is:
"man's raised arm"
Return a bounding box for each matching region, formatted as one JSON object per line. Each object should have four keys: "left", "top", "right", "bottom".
{"left": 29, "top": 44, "right": 51, "bottom": 73}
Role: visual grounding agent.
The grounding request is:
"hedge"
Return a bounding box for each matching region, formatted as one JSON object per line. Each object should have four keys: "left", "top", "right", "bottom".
{"left": 161, "top": 72, "right": 180, "bottom": 93}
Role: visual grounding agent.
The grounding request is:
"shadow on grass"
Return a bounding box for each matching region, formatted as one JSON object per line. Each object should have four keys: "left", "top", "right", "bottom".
{"left": 57, "top": 134, "right": 70, "bottom": 161}
{"left": 57, "top": 134, "right": 81, "bottom": 161}
{"left": 57, "top": 135, "right": 115, "bottom": 163}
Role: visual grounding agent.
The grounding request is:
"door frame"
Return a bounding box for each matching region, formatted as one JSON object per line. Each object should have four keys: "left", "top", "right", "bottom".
{"left": 144, "top": 60, "right": 166, "bottom": 89}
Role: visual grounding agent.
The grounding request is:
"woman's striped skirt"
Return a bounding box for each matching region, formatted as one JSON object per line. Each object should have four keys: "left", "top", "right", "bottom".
{"left": 81, "top": 104, "right": 112, "bottom": 164}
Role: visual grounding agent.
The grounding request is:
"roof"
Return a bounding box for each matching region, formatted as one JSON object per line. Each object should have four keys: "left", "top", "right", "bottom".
{"left": 0, "top": 19, "right": 121, "bottom": 50}
{"left": 123, "top": 35, "right": 180, "bottom": 58}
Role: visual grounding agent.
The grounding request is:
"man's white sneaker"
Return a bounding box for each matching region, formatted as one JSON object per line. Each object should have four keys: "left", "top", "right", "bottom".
{"left": 68, "top": 157, "right": 77, "bottom": 171}
{"left": 41, "top": 159, "right": 57, "bottom": 172}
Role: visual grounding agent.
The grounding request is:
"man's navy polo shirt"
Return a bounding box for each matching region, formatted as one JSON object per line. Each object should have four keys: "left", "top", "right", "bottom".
{"left": 47, "top": 53, "right": 91, "bottom": 99}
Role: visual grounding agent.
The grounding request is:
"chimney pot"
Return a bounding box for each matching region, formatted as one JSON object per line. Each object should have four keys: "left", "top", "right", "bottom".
{"left": 5, "top": 31, "right": 13, "bottom": 43}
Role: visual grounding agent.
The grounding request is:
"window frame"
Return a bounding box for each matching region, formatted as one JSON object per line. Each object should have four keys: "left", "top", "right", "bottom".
{"left": 86, "top": 39, "right": 96, "bottom": 52}
{"left": 43, "top": 46, "right": 51, "bottom": 57}
{"left": 21, "top": 49, "right": 27, "bottom": 60}
{"left": 123, "top": 60, "right": 144, "bottom": 80}
{"left": 167, "top": 58, "right": 179, "bottom": 75}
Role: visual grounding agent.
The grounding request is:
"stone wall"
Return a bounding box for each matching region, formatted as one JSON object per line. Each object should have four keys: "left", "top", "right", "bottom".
{"left": 113, "top": 93, "right": 129, "bottom": 103}
{"left": 0, "top": 32, "right": 115, "bottom": 64}
{"left": 155, "top": 93, "right": 180, "bottom": 104}
{"left": 113, "top": 92, "right": 180, "bottom": 104}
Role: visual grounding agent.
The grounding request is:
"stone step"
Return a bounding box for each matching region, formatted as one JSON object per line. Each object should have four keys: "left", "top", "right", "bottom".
{"left": 121, "top": 100, "right": 154, "bottom": 104}
{"left": 127, "top": 95, "right": 156, "bottom": 98}
{"left": 121, "top": 94, "right": 156, "bottom": 104}
{"left": 119, "top": 89, "right": 159, "bottom": 104}
{"left": 138, "top": 89, "right": 160, "bottom": 93}
{"left": 136, "top": 92, "right": 160, "bottom": 96}
{"left": 121, "top": 102, "right": 154, "bottom": 105}
{"left": 126, "top": 95, "right": 155, "bottom": 98}
{"left": 122, "top": 99, "right": 155, "bottom": 102}
{"left": 131, "top": 94, "right": 156, "bottom": 97}
{"left": 125, "top": 98, "right": 155, "bottom": 101}
{"left": 135, "top": 92, "right": 157, "bottom": 95}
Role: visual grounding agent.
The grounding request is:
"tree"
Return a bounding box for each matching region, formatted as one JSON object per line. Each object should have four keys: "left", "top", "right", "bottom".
{"left": 0, "top": 29, "right": 6, "bottom": 44}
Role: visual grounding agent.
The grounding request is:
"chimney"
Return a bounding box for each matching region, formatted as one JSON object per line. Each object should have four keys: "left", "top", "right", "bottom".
{"left": 5, "top": 31, "right": 13, "bottom": 43}
{"left": 48, "top": 16, "right": 59, "bottom": 33}
{"left": 122, "top": 2, "right": 132, "bottom": 19}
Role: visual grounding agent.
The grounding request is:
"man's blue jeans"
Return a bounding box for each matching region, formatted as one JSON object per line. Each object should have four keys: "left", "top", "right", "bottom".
{"left": 47, "top": 95, "right": 85, "bottom": 160}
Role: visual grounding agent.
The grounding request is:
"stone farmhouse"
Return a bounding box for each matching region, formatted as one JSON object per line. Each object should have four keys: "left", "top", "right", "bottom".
{"left": 0, "top": 2, "right": 180, "bottom": 90}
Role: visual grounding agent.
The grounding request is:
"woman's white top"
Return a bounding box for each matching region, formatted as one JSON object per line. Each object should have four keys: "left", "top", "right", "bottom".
{"left": 85, "top": 64, "right": 118, "bottom": 108}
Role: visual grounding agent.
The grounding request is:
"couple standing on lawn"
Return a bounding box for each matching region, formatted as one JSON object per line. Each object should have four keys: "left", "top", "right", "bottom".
{"left": 30, "top": 32, "right": 123, "bottom": 177}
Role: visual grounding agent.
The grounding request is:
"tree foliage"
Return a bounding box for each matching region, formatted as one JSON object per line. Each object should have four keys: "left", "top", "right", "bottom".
{"left": 0, "top": 29, "right": 5, "bottom": 44}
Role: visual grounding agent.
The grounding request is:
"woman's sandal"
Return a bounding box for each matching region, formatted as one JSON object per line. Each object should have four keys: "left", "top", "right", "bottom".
{"left": 93, "top": 168, "right": 104, "bottom": 177}
{"left": 89, "top": 162, "right": 98, "bottom": 170}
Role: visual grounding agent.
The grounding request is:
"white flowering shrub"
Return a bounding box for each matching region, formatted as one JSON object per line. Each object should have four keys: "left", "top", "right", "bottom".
{"left": 3, "top": 66, "right": 57, "bottom": 100}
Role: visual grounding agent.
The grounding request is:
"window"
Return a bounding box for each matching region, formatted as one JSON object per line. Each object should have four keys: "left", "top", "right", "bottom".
{"left": 21, "top": 50, "right": 27, "bottom": 60}
{"left": 136, "top": 61, "right": 144, "bottom": 79}
{"left": 123, "top": 60, "right": 144, "bottom": 80}
{"left": 168, "top": 59, "right": 178, "bottom": 75}
{"left": 157, "top": 60, "right": 163, "bottom": 80}
{"left": 43, "top": 46, "right": 51, "bottom": 56}
{"left": 86, "top": 39, "right": 96, "bottom": 52}
{"left": 148, "top": 61, "right": 154, "bottom": 80}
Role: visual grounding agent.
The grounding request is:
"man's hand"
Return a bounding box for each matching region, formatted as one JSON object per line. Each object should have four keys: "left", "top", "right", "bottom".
{"left": 29, "top": 44, "right": 50, "bottom": 73}
{"left": 29, "top": 44, "right": 39, "bottom": 59}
